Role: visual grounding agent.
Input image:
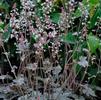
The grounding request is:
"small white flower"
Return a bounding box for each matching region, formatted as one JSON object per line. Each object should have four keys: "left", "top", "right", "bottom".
{"left": 78, "top": 56, "right": 88, "bottom": 68}
{"left": 26, "top": 63, "right": 37, "bottom": 71}
{"left": 73, "top": 32, "right": 78, "bottom": 36}
{"left": 13, "top": 74, "right": 25, "bottom": 85}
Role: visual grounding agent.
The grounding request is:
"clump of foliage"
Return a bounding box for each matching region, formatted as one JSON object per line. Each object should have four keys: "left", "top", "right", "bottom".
{"left": 0, "top": 0, "right": 101, "bottom": 99}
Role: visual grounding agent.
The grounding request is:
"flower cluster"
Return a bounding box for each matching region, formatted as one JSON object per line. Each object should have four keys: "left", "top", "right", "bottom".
{"left": 9, "top": 0, "right": 35, "bottom": 52}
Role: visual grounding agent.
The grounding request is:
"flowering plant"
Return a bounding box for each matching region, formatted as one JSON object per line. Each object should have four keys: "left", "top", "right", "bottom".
{"left": 0, "top": 0, "right": 101, "bottom": 99}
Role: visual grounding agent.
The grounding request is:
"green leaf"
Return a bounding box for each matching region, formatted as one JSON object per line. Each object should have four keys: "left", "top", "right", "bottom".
{"left": 3, "top": 25, "right": 12, "bottom": 42}
{"left": 89, "top": 0, "right": 99, "bottom": 14}
{"left": 89, "top": 0, "right": 99, "bottom": 7}
{"left": 88, "top": 66, "right": 98, "bottom": 85}
{"left": 88, "top": 67, "right": 98, "bottom": 77}
{"left": 61, "top": 33, "right": 76, "bottom": 44}
{"left": 0, "top": 2, "right": 9, "bottom": 12}
{"left": 87, "top": 34, "right": 100, "bottom": 54}
{"left": 74, "top": 8, "right": 82, "bottom": 18}
{"left": 50, "top": 13, "right": 60, "bottom": 24}
{"left": 0, "top": 27, "right": 4, "bottom": 33}
{"left": 81, "top": 0, "right": 100, "bottom": 29}
{"left": 0, "top": 21, "right": 4, "bottom": 29}
{"left": 89, "top": 0, "right": 101, "bottom": 29}
{"left": 3, "top": 31, "right": 10, "bottom": 42}
{"left": 43, "top": 44, "right": 48, "bottom": 49}
{"left": 89, "top": 6, "right": 101, "bottom": 29}
{"left": 30, "top": 33, "right": 38, "bottom": 44}
{"left": 36, "top": 7, "right": 43, "bottom": 17}
{"left": 99, "top": 42, "right": 101, "bottom": 52}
